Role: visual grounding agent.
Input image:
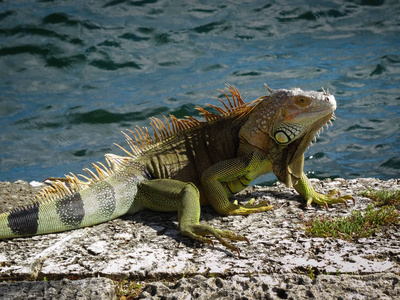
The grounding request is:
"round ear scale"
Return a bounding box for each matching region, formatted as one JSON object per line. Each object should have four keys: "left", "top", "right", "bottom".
{"left": 264, "top": 83, "right": 273, "bottom": 94}
{"left": 275, "top": 131, "right": 290, "bottom": 144}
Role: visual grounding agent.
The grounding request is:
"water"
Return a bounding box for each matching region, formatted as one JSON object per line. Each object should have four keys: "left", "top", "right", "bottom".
{"left": 0, "top": 0, "right": 399, "bottom": 184}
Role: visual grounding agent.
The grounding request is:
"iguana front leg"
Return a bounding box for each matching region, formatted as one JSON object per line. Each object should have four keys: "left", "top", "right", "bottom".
{"left": 136, "top": 179, "right": 248, "bottom": 254}
{"left": 294, "top": 172, "right": 354, "bottom": 209}
{"left": 201, "top": 151, "right": 273, "bottom": 215}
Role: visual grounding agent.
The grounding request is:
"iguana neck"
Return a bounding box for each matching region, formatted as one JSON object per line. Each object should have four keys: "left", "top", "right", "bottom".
{"left": 237, "top": 96, "right": 277, "bottom": 157}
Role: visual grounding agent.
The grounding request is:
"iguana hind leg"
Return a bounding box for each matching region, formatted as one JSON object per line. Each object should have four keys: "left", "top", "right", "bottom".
{"left": 137, "top": 179, "right": 248, "bottom": 254}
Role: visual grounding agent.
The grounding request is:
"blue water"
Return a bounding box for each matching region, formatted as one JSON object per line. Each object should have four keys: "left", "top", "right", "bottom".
{"left": 0, "top": 0, "right": 399, "bottom": 184}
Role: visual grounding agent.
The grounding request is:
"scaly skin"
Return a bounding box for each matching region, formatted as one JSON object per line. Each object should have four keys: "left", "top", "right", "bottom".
{"left": 294, "top": 172, "right": 354, "bottom": 209}
{"left": 0, "top": 84, "right": 353, "bottom": 254}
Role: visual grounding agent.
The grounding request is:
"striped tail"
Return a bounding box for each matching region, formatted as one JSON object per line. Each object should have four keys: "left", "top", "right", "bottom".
{"left": 0, "top": 177, "right": 141, "bottom": 239}
{"left": 0, "top": 153, "right": 146, "bottom": 239}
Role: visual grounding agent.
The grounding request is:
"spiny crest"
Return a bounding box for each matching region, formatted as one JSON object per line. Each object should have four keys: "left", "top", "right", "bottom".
{"left": 197, "top": 84, "right": 248, "bottom": 121}
{"left": 35, "top": 154, "right": 132, "bottom": 203}
{"left": 114, "top": 115, "right": 203, "bottom": 157}
{"left": 116, "top": 84, "right": 260, "bottom": 158}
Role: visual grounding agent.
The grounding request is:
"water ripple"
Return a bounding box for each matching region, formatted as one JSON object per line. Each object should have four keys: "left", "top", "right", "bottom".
{"left": 42, "top": 13, "right": 102, "bottom": 30}
{"left": 0, "top": 0, "right": 398, "bottom": 182}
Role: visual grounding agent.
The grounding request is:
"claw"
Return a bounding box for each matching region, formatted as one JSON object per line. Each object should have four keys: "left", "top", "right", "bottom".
{"left": 209, "top": 239, "right": 215, "bottom": 248}
{"left": 324, "top": 203, "right": 329, "bottom": 210}
{"left": 236, "top": 247, "right": 241, "bottom": 257}
{"left": 244, "top": 236, "right": 250, "bottom": 245}
{"left": 306, "top": 197, "right": 313, "bottom": 207}
{"left": 344, "top": 195, "right": 355, "bottom": 204}
{"left": 342, "top": 195, "right": 355, "bottom": 206}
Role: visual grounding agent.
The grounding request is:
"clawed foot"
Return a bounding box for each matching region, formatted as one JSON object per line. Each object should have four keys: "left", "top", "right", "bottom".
{"left": 180, "top": 224, "right": 249, "bottom": 256}
{"left": 306, "top": 189, "right": 355, "bottom": 209}
{"left": 210, "top": 228, "right": 250, "bottom": 256}
{"left": 180, "top": 198, "right": 272, "bottom": 255}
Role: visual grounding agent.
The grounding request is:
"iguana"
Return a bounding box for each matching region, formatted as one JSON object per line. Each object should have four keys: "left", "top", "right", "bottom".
{"left": 0, "top": 84, "right": 353, "bottom": 254}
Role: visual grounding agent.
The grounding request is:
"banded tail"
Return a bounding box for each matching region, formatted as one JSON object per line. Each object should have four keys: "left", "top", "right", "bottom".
{"left": 0, "top": 154, "right": 141, "bottom": 239}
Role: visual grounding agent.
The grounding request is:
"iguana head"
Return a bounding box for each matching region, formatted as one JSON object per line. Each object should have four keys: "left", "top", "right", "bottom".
{"left": 266, "top": 85, "right": 336, "bottom": 146}
{"left": 239, "top": 84, "right": 336, "bottom": 186}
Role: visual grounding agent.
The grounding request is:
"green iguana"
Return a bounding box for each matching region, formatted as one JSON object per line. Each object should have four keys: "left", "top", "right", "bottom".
{"left": 0, "top": 84, "right": 353, "bottom": 254}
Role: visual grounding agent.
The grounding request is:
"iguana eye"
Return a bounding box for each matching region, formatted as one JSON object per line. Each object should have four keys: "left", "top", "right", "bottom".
{"left": 295, "top": 97, "right": 310, "bottom": 107}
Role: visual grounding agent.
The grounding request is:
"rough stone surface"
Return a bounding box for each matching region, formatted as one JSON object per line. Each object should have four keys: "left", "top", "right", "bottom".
{"left": 138, "top": 273, "right": 400, "bottom": 300}
{"left": 0, "top": 178, "right": 399, "bottom": 299}
{"left": 0, "top": 277, "right": 116, "bottom": 300}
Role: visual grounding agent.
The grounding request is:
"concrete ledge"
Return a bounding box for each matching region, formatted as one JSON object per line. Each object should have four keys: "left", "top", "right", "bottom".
{"left": 0, "top": 277, "right": 116, "bottom": 300}
{"left": 138, "top": 273, "right": 400, "bottom": 299}
{"left": 0, "top": 178, "right": 399, "bottom": 299}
